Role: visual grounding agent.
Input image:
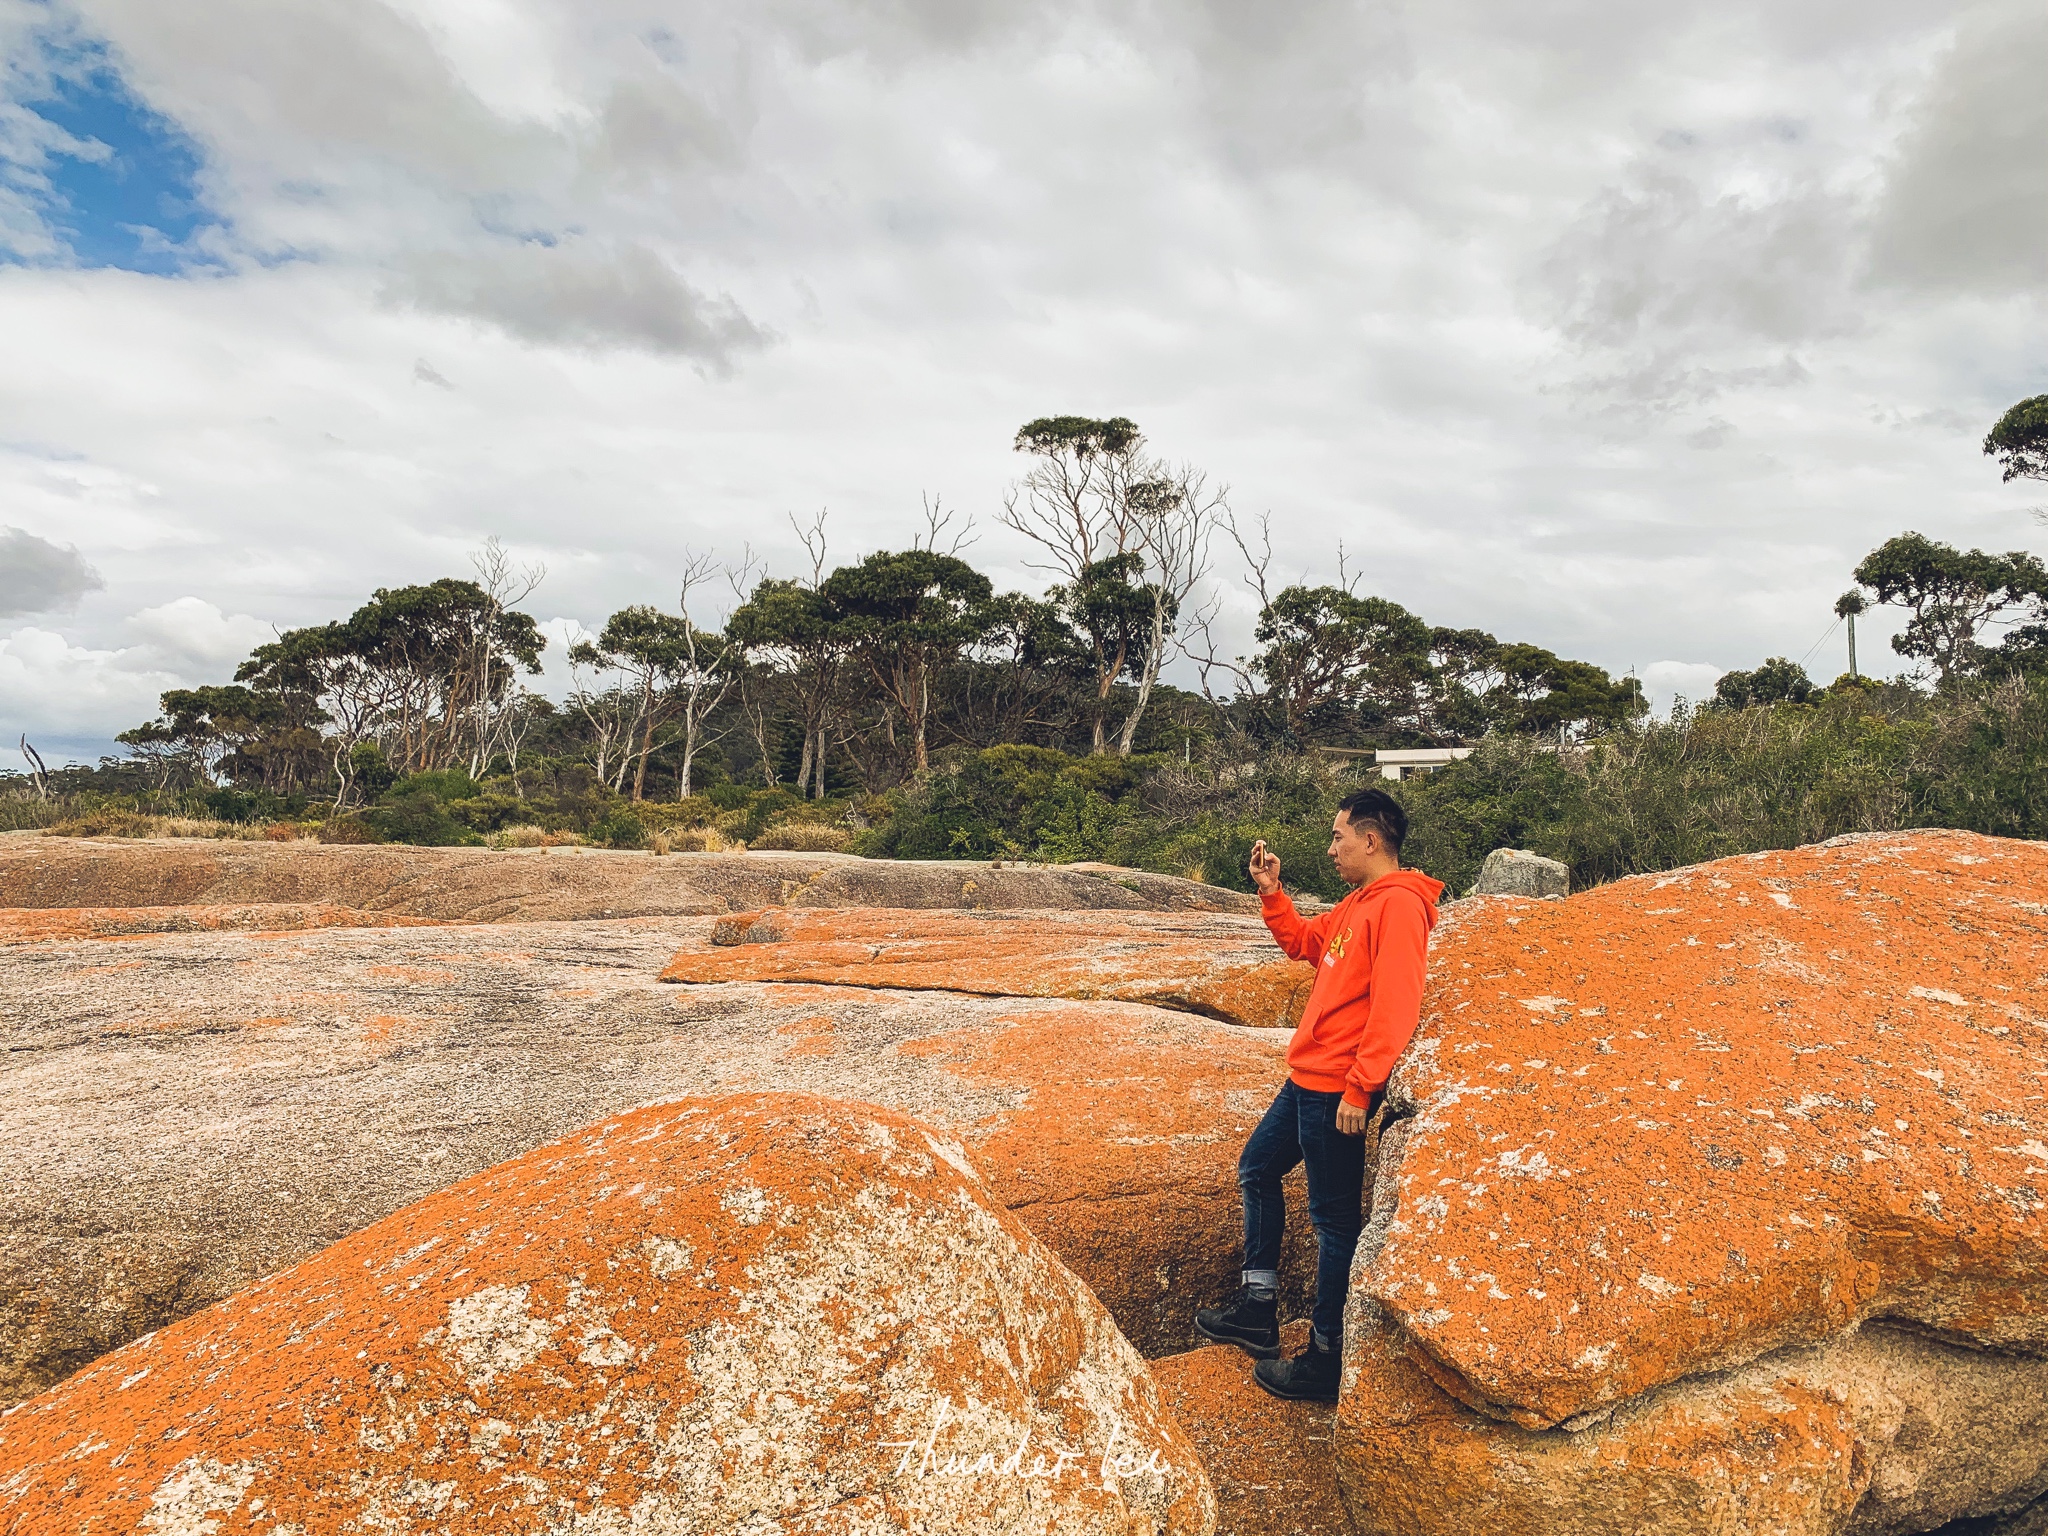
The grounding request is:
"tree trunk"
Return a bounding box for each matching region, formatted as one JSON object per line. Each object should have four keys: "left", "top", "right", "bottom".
{"left": 1091, "top": 637, "right": 1127, "bottom": 755}
{"left": 631, "top": 682, "right": 655, "bottom": 801}
{"left": 910, "top": 662, "right": 929, "bottom": 775}
{"left": 1116, "top": 596, "right": 1171, "bottom": 757}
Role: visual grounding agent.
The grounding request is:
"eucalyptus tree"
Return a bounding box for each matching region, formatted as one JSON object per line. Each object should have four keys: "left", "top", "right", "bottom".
{"left": 1984, "top": 396, "right": 2048, "bottom": 484}
{"left": 573, "top": 553, "right": 738, "bottom": 799}
{"left": 1113, "top": 468, "right": 1221, "bottom": 756}
{"left": 822, "top": 548, "right": 993, "bottom": 777}
{"left": 726, "top": 515, "right": 849, "bottom": 798}
{"left": 231, "top": 574, "right": 544, "bottom": 801}
{"left": 1001, "top": 416, "right": 1217, "bottom": 753}
{"left": 1854, "top": 532, "right": 2048, "bottom": 685}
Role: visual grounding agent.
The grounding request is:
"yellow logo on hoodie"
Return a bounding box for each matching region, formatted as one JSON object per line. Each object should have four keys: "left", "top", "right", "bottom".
{"left": 1325, "top": 928, "right": 1352, "bottom": 964}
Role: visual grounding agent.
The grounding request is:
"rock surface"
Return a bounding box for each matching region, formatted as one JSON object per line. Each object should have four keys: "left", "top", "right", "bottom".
{"left": 0, "top": 901, "right": 452, "bottom": 943}
{"left": 2, "top": 913, "right": 1313, "bottom": 1404}
{"left": 1338, "top": 829, "right": 2048, "bottom": 1535}
{"left": 1150, "top": 1323, "right": 1357, "bottom": 1536}
{"left": 1464, "top": 847, "right": 1569, "bottom": 899}
{"left": 1342, "top": 1300, "right": 2048, "bottom": 1536}
{"left": 1941, "top": 1498, "right": 2048, "bottom": 1536}
{"left": 0, "top": 835, "right": 1251, "bottom": 923}
{"left": 663, "top": 906, "right": 1315, "bottom": 1028}
{"left": 0, "top": 1094, "right": 1217, "bottom": 1535}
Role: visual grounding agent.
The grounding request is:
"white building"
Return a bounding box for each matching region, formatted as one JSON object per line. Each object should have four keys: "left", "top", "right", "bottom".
{"left": 1312, "top": 745, "right": 1477, "bottom": 781}
{"left": 1372, "top": 747, "right": 1474, "bottom": 781}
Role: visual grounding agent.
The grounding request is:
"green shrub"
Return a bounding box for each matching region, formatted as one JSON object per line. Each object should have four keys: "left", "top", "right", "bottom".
{"left": 361, "top": 788, "right": 480, "bottom": 846}
{"left": 447, "top": 793, "right": 534, "bottom": 834}
{"left": 588, "top": 808, "right": 647, "bottom": 849}
{"left": 1394, "top": 678, "right": 2048, "bottom": 894}
{"left": 703, "top": 787, "right": 808, "bottom": 844}
{"left": 387, "top": 769, "right": 480, "bottom": 803}
{"left": 350, "top": 768, "right": 488, "bottom": 846}
{"left": 349, "top": 743, "right": 398, "bottom": 799}
{"left": 631, "top": 795, "right": 719, "bottom": 831}
{"left": 1019, "top": 779, "right": 1127, "bottom": 863}
{"left": 860, "top": 746, "right": 1166, "bottom": 862}
{"left": 318, "top": 815, "right": 382, "bottom": 844}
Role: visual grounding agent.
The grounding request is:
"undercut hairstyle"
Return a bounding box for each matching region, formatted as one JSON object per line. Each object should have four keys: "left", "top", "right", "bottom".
{"left": 1337, "top": 788, "right": 1407, "bottom": 855}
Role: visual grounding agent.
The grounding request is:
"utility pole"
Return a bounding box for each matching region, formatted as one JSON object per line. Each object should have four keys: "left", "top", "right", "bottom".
{"left": 1835, "top": 590, "right": 1867, "bottom": 680}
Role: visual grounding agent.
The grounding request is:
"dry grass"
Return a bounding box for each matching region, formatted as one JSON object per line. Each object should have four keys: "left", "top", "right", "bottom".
{"left": 750, "top": 822, "right": 855, "bottom": 853}
{"left": 47, "top": 812, "right": 319, "bottom": 841}
{"left": 489, "top": 825, "right": 584, "bottom": 849}
{"left": 658, "top": 826, "right": 736, "bottom": 853}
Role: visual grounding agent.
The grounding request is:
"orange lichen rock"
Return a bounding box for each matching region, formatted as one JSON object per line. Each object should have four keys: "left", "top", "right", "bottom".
{"left": 663, "top": 907, "right": 1314, "bottom": 1028}
{"left": 1338, "top": 1296, "right": 2048, "bottom": 1536}
{"left": 901, "top": 1008, "right": 1320, "bottom": 1357}
{"left": 0, "top": 1094, "right": 1217, "bottom": 1536}
{"left": 3, "top": 901, "right": 1310, "bottom": 1405}
{"left": 1150, "top": 1324, "right": 1357, "bottom": 1536}
{"left": 1337, "top": 830, "right": 2048, "bottom": 1535}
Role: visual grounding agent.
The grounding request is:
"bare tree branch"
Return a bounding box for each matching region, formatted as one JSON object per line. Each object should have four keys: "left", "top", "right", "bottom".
{"left": 913, "top": 493, "right": 977, "bottom": 556}
{"left": 1115, "top": 463, "right": 1223, "bottom": 755}
{"left": 996, "top": 430, "right": 1143, "bottom": 584}
{"left": 790, "top": 508, "right": 830, "bottom": 588}
{"left": 1186, "top": 509, "right": 1271, "bottom": 706}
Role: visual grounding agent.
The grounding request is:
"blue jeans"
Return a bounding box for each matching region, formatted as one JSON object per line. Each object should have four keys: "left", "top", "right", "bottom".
{"left": 1238, "top": 1078, "right": 1378, "bottom": 1347}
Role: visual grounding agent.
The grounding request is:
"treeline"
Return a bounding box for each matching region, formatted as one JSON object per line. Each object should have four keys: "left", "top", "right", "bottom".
{"left": 101, "top": 416, "right": 1651, "bottom": 811}
{"left": 15, "top": 397, "right": 2047, "bottom": 893}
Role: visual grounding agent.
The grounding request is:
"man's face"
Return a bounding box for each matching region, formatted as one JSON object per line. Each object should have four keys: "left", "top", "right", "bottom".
{"left": 1327, "top": 812, "right": 1379, "bottom": 886}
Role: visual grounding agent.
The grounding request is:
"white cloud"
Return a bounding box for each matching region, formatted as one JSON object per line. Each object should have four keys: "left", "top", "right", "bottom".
{"left": 390, "top": 237, "right": 767, "bottom": 361}
{"left": 0, "top": 624, "right": 178, "bottom": 742}
{"left": 125, "top": 597, "right": 275, "bottom": 669}
{"left": 1641, "top": 660, "right": 1728, "bottom": 715}
{"left": 0, "top": 0, "right": 2039, "bottom": 760}
{"left": 0, "top": 526, "right": 105, "bottom": 617}
{"left": 0, "top": 598, "right": 274, "bottom": 761}
{"left": 1868, "top": 0, "right": 2048, "bottom": 298}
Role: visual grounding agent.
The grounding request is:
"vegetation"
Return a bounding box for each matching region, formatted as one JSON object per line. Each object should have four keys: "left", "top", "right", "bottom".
{"left": 10, "top": 402, "right": 2046, "bottom": 900}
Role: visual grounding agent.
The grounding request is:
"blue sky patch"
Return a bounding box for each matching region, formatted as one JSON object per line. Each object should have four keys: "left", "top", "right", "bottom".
{"left": 13, "top": 50, "right": 222, "bottom": 274}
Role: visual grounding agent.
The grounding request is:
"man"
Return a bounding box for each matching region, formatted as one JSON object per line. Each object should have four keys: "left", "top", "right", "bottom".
{"left": 1193, "top": 787, "right": 1444, "bottom": 1402}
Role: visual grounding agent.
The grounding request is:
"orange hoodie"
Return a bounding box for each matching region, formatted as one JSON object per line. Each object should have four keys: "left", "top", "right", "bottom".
{"left": 1262, "top": 867, "right": 1445, "bottom": 1107}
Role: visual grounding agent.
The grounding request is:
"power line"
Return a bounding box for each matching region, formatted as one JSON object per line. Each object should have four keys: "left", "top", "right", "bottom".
{"left": 1797, "top": 615, "right": 1843, "bottom": 672}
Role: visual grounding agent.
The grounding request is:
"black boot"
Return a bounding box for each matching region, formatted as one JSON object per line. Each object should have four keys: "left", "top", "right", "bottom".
{"left": 1253, "top": 1335, "right": 1341, "bottom": 1402}
{"left": 1193, "top": 1286, "right": 1280, "bottom": 1358}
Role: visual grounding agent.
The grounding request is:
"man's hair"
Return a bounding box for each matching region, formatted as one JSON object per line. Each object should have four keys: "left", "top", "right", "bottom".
{"left": 1337, "top": 788, "right": 1407, "bottom": 854}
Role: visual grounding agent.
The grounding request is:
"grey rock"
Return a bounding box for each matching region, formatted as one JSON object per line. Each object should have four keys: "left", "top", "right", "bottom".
{"left": 1465, "top": 847, "right": 1570, "bottom": 899}
{"left": 0, "top": 914, "right": 1315, "bottom": 1406}
{"left": 0, "top": 836, "right": 1255, "bottom": 921}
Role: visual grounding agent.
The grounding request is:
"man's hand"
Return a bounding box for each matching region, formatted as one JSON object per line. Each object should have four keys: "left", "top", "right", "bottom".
{"left": 1336, "top": 1099, "right": 1367, "bottom": 1136}
{"left": 1248, "top": 838, "right": 1282, "bottom": 894}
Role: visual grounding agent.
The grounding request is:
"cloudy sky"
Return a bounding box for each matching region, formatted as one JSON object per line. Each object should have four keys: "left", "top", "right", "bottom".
{"left": 2, "top": 0, "right": 2043, "bottom": 764}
